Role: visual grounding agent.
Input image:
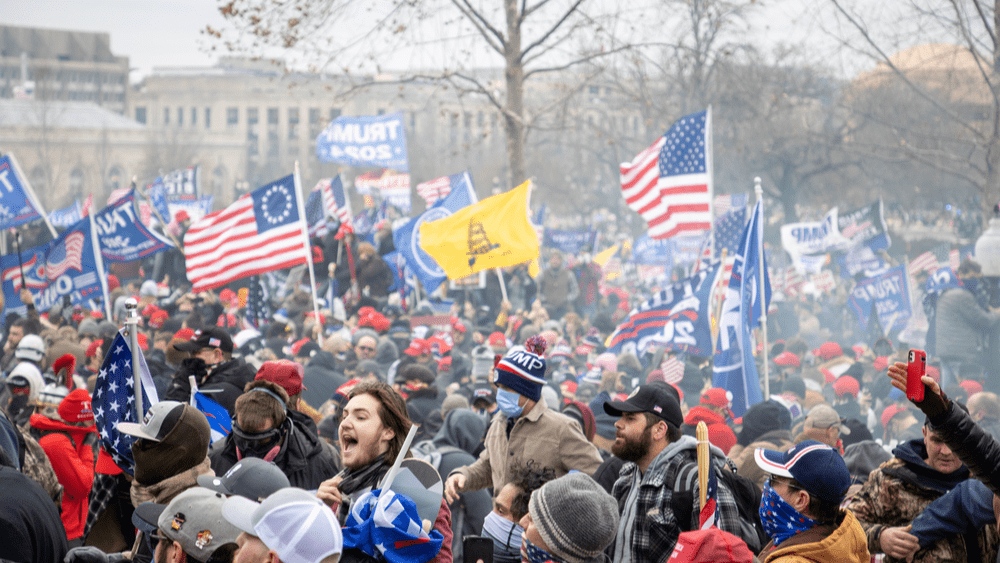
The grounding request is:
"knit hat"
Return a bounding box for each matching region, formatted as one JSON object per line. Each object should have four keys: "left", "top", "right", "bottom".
{"left": 441, "top": 394, "right": 469, "bottom": 419}
{"left": 78, "top": 319, "right": 100, "bottom": 338}
{"left": 494, "top": 345, "right": 547, "bottom": 402}
{"left": 255, "top": 360, "right": 306, "bottom": 397}
{"left": 833, "top": 375, "right": 860, "bottom": 398}
{"left": 594, "top": 352, "right": 617, "bottom": 373}
{"left": 527, "top": 473, "right": 619, "bottom": 563}
{"left": 737, "top": 400, "right": 792, "bottom": 446}
{"left": 58, "top": 388, "right": 94, "bottom": 423}
{"left": 134, "top": 487, "right": 241, "bottom": 563}
{"left": 562, "top": 401, "right": 596, "bottom": 441}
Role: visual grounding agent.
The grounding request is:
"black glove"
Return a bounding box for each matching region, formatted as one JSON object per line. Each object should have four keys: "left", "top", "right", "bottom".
{"left": 914, "top": 385, "right": 951, "bottom": 423}
{"left": 180, "top": 357, "right": 208, "bottom": 380}
{"left": 64, "top": 546, "right": 126, "bottom": 563}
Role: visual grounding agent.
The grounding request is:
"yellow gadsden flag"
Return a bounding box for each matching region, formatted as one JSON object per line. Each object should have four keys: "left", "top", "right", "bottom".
{"left": 419, "top": 180, "right": 540, "bottom": 280}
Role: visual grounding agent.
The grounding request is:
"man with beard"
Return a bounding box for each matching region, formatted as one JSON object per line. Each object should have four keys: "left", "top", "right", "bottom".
{"left": 316, "top": 380, "right": 453, "bottom": 563}
{"left": 603, "top": 384, "right": 745, "bottom": 563}
{"left": 165, "top": 328, "right": 256, "bottom": 415}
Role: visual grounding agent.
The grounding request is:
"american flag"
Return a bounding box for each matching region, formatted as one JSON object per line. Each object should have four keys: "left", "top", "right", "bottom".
{"left": 715, "top": 207, "right": 747, "bottom": 280}
{"left": 107, "top": 187, "right": 130, "bottom": 206}
{"left": 82, "top": 193, "right": 93, "bottom": 217}
{"left": 713, "top": 193, "right": 748, "bottom": 217}
{"left": 950, "top": 248, "right": 960, "bottom": 271}
{"left": 908, "top": 243, "right": 951, "bottom": 276}
{"left": 93, "top": 330, "right": 158, "bottom": 475}
{"left": 308, "top": 176, "right": 352, "bottom": 238}
{"left": 184, "top": 174, "right": 310, "bottom": 292}
{"left": 660, "top": 354, "right": 684, "bottom": 384}
{"left": 620, "top": 110, "right": 712, "bottom": 239}
{"left": 699, "top": 460, "right": 719, "bottom": 529}
{"left": 306, "top": 186, "right": 333, "bottom": 238}
{"left": 244, "top": 275, "right": 270, "bottom": 329}
{"left": 46, "top": 231, "right": 85, "bottom": 279}
{"left": 416, "top": 174, "right": 454, "bottom": 206}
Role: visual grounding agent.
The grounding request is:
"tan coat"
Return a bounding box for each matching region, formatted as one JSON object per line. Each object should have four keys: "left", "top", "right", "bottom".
{"left": 451, "top": 396, "right": 603, "bottom": 492}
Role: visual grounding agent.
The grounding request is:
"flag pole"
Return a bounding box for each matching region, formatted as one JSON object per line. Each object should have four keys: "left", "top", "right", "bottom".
{"left": 294, "top": 162, "right": 325, "bottom": 347}
{"left": 706, "top": 106, "right": 715, "bottom": 261}
{"left": 124, "top": 297, "right": 143, "bottom": 421}
{"left": 495, "top": 268, "right": 509, "bottom": 302}
{"left": 89, "top": 210, "right": 112, "bottom": 320}
{"left": 755, "top": 177, "right": 770, "bottom": 401}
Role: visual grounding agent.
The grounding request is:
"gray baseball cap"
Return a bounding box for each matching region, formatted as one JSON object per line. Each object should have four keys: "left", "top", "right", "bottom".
{"left": 134, "top": 487, "right": 241, "bottom": 562}
{"left": 198, "top": 457, "right": 291, "bottom": 502}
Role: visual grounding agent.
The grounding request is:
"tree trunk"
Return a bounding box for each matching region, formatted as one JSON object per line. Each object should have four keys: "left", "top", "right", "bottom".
{"left": 504, "top": 0, "right": 526, "bottom": 189}
{"left": 988, "top": 0, "right": 1000, "bottom": 219}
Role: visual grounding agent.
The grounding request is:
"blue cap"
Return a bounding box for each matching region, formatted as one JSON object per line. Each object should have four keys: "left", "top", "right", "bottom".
{"left": 754, "top": 440, "right": 851, "bottom": 503}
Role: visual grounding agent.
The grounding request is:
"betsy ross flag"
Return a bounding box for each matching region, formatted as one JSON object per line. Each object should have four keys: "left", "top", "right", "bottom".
{"left": 184, "top": 174, "right": 310, "bottom": 292}
{"left": 620, "top": 109, "right": 712, "bottom": 239}
{"left": 92, "top": 330, "right": 159, "bottom": 475}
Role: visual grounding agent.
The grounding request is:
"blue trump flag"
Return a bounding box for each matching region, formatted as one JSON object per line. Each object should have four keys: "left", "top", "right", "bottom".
{"left": 316, "top": 112, "right": 409, "bottom": 171}
{"left": 848, "top": 265, "right": 911, "bottom": 333}
{"left": 49, "top": 201, "right": 83, "bottom": 229}
{"left": 543, "top": 229, "right": 597, "bottom": 254}
{"left": 392, "top": 172, "right": 477, "bottom": 293}
{"left": 631, "top": 234, "right": 673, "bottom": 266}
{"left": 93, "top": 190, "right": 175, "bottom": 262}
{"left": 713, "top": 199, "right": 770, "bottom": 417}
{"left": 0, "top": 155, "right": 46, "bottom": 229}
{"left": 607, "top": 261, "right": 718, "bottom": 357}
{"left": 145, "top": 178, "right": 172, "bottom": 223}
{"left": 93, "top": 330, "right": 158, "bottom": 475}
{"left": 194, "top": 391, "right": 231, "bottom": 444}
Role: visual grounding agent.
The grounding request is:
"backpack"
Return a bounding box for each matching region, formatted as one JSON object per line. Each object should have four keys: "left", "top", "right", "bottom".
{"left": 410, "top": 440, "right": 464, "bottom": 473}
{"left": 671, "top": 456, "right": 768, "bottom": 554}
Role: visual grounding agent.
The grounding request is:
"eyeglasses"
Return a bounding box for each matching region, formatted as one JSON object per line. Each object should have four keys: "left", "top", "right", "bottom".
{"left": 768, "top": 475, "right": 802, "bottom": 491}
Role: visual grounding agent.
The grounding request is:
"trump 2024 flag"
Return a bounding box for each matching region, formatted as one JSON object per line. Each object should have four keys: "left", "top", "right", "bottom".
{"left": 184, "top": 175, "right": 309, "bottom": 292}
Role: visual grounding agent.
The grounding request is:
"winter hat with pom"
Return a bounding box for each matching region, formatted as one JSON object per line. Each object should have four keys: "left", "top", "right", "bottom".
{"left": 494, "top": 336, "right": 547, "bottom": 402}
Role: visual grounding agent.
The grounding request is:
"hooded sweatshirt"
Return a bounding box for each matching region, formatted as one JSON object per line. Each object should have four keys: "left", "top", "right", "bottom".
{"left": 29, "top": 412, "right": 96, "bottom": 540}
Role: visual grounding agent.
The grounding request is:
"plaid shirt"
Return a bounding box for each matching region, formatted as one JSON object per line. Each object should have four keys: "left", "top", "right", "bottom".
{"left": 609, "top": 439, "right": 743, "bottom": 563}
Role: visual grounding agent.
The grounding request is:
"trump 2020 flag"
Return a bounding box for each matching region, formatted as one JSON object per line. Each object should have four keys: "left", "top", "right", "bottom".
{"left": 49, "top": 201, "right": 83, "bottom": 229}
{"left": 93, "top": 190, "right": 175, "bottom": 262}
{"left": 194, "top": 391, "right": 231, "bottom": 444}
{"left": 93, "top": 330, "right": 159, "bottom": 476}
{"left": 0, "top": 154, "right": 47, "bottom": 229}
{"left": 393, "top": 172, "right": 477, "bottom": 293}
{"left": 184, "top": 174, "right": 309, "bottom": 292}
{"left": 419, "top": 180, "right": 539, "bottom": 280}
{"left": 713, "top": 199, "right": 770, "bottom": 418}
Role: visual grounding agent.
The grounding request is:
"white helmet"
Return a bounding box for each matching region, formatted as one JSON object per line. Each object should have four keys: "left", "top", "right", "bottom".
{"left": 15, "top": 334, "right": 45, "bottom": 363}
{"left": 6, "top": 362, "right": 44, "bottom": 404}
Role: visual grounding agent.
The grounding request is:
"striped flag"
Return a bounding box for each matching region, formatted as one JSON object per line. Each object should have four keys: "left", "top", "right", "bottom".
{"left": 713, "top": 193, "right": 748, "bottom": 217}
{"left": 184, "top": 174, "right": 310, "bottom": 292}
{"left": 620, "top": 109, "right": 712, "bottom": 239}
{"left": 908, "top": 251, "right": 938, "bottom": 275}
{"left": 699, "top": 460, "right": 719, "bottom": 529}
{"left": 949, "top": 249, "right": 960, "bottom": 271}
{"left": 416, "top": 175, "right": 453, "bottom": 206}
{"left": 660, "top": 354, "right": 684, "bottom": 384}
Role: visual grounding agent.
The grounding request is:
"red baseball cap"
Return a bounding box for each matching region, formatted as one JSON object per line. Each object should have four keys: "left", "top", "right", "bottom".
{"left": 832, "top": 375, "right": 860, "bottom": 398}
{"left": 403, "top": 338, "right": 431, "bottom": 357}
{"left": 255, "top": 360, "right": 306, "bottom": 397}
{"left": 873, "top": 356, "right": 889, "bottom": 372}
{"left": 881, "top": 404, "right": 908, "bottom": 430}
{"left": 86, "top": 339, "right": 104, "bottom": 358}
{"left": 488, "top": 332, "right": 507, "bottom": 348}
{"left": 669, "top": 528, "right": 753, "bottom": 563}
{"left": 813, "top": 342, "right": 843, "bottom": 361}
{"left": 700, "top": 388, "right": 735, "bottom": 419}
{"left": 960, "top": 379, "right": 983, "bottom": 397}
{"left": 773, "top": 351, "right": 800, "bottom": 368}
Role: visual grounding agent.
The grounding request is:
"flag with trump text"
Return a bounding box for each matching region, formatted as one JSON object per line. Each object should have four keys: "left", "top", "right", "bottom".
{"left": 418, "top": 180, "right": 538, "bottom": 280}
{"left": 0, "top": 154, "right": 48, "bottom": 229}
{"left": 713, "top": 199, "right": 770, "bottom": 418}
{"left": 620, "top": 109, "right": 712, "bottom": 239}
{"left": 607, "top": 261, "right": 719, "bottom": 357}
{"left": 93, "top": 330, "right": 159, "bottom": 476}
{"left": 184, "top": 174, "right": 310, "bottom": 292}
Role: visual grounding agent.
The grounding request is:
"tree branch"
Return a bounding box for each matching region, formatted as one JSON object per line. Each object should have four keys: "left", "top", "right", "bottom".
{"left": 521, "top": 0, "right": 585, "bottom": 60}
{"left": 450, "top": 0, "right": 507, "bottom": 55}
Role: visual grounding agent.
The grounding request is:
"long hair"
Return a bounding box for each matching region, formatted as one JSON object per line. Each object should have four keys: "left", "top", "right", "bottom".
{"left": 348, "top": 380, "right": 412, "bottom": 465}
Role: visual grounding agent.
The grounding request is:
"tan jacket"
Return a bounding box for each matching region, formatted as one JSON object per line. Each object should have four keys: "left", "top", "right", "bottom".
{"left": 451, "top": 396, "right": 602, "bottom": 492}
{"left": 762, "top": 510, "right": 870, "bottom": 563}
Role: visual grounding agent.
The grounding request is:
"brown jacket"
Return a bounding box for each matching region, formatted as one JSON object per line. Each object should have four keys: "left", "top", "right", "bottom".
{"left": 762, "top": 510, "right": 869, "bottom": 563}
{"left": 451, "top": 396, "right": 602, "bottom": 492}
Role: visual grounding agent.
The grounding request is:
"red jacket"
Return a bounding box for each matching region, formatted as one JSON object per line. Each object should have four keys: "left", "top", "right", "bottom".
{"left": 683, "top": 406, "right": 737, "bottom": 455}
{"left": 30, "top": 413, "right": 96, "bottom": 540}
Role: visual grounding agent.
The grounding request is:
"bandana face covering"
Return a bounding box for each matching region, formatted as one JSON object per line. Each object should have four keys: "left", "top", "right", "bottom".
{"left": 481, "top": 511, "right": 523, "bottom": 563}
{"left": 759, "top": 480, "right": 820, "bottom": 547}
{"left": 521, "top": 536, "right": 570, "bottom": 563}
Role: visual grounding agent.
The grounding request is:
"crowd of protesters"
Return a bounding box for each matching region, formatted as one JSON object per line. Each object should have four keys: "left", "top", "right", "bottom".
{"left": 4, "top": 209, "right": 1000, "bottom": 563}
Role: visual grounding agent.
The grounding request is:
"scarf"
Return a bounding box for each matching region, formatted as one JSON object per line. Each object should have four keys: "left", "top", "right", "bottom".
{"left": 759, "top": 481, "right": 820, "bottom": 547}
{"left": 522, "top": 536, "right": 571, "bottom": 563}
{"left": 339, "top": 453, "right": 389, "bottom": 496}
{"left": 130, "top": 457, "right": 213, "bottom": 507}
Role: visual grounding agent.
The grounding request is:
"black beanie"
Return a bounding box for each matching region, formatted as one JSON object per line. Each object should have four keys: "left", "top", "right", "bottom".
{"left": 737, "top": 400, "right": 791, "bottom": 446}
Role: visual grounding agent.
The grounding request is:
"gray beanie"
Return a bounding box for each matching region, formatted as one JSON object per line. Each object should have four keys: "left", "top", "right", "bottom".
{"left": 441, "top": 394, "right": 469, "bottom": 419}
{"left": 528, "top": 473, "right": 619, "bottom": 563}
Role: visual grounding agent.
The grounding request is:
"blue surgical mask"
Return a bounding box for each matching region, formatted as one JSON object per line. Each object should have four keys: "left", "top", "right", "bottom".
{"left": 481, "top": 511, "right": 523, "bottom": 563}
{"left": 495, "top": 388, "right": 524, "bottom": 418}
{"left": 759, "top": 480, "right": 820, "bottom": 546}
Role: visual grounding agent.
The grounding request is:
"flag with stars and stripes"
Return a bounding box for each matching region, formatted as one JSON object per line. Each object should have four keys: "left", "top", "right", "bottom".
{"left": 714, "top": 207, "right": 747, "bottom": 281}
{"left": 698, "top": 458, "right": 719, "bottom": 530}
{"left": 244, "top": 275, "right": 270, "bottom": 329}
{"left": 713, "top": 193, "right": 748, "bottom": 217}
{"left": 620, "top": 109, "right": 712, "bottom": 239}
{"left": 343, "top": 488, "right": 444, "bottom": 563}
{"left": 92, "top": 330, "right": 159, "bottom": 476}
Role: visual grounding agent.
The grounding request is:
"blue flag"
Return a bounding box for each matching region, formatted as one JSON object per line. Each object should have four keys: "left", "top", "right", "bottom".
{"left": 543, "top": 229, "right": 598, "bottom": 254}
{"left": 392, "top": 172, "right": 477, "bottom": 293}
{"left": 713, "top": 199, "right": 770, "bottom": 417}
{"left": 194, "top": 391, "right": 231, "bottom": 444}
{"left": 93, "top": 190, "right": 175, "bottom": 262}
{"left": 631, "top": 234, "right": 673, "bottom": 266}
{"left": 607, "top": 261, "right": 718, "bottom": 357}
{"left": 93, "top": 331, "right": 159, "bottom": 475}
{"left": 48, "top": 201, "right": 83, "bottom": 229}
{"left": 848, "top": 265, "right": 911, "bottom": 334}
{"left": 145, "top": 179, "right": 172, "bottom": 223}
{"left": 0, "top": 155, "right": 46, "bottom": 229}
{"left": 316, "top": 112, "right": 409, "bottom": 171}
{"left": 1, "top": 217, "right": 105, "bottom": 314}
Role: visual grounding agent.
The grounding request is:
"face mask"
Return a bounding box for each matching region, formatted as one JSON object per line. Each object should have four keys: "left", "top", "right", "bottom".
{"left": 521, "top": 536, "right": 569, "bottom": 563}
{"left": 495, "top": 388, "right": 524, "bottom": 418}
{"left": 481, "top": 512, "right": 523, "bottom": 563}
{"left": 759, "top": 480, "right": 820, "bottom": 546}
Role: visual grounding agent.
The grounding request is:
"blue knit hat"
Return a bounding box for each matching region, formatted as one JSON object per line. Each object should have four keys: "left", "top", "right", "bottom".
{"left": 494, "top": 345, "right": 547, "bottom": 402}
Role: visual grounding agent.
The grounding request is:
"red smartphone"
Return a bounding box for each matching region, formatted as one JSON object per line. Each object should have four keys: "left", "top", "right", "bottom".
{"left": 907, "top": 349, "right": 927, "bottom": 402}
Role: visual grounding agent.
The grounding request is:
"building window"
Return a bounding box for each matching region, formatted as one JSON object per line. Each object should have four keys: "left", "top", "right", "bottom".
{"left": 268, "top": 107, "right": 279, "bottom": 126}
{"left": 464, "top": 112, "right": 471, "bottom": 144}
{"left": 135, "top": 107, "right": 147, "bottom": 124}
{"left": 247, "top": 108, "right": 259, "bottom": 156}
{"left": 69, "top": 167, "right": 84, "bottom": 194}
{"left": 227, "top": 107, "right": 238, "bottom": 128}
{"left": 288, "top": 107, "right": 299, "bottom": 140}
{"left": 191, "top": 107, "right": 197, "bottom": 126}
{"left": 164, "top": 107, "right": 170, "bottom": 125}
{"left": 329, "top": 108, "right": 341, "bottom": 121}
{"left": 178, "top": 107, "right": 183, "bottom": 126}
{"left": 309, "top": 107, "right": 322, "bottom": 137}
{"left": 377, "top": 108, "right": 386, "bottom": 115}
{"left": 205, "top": 107, "right": 211, "bottom": 129}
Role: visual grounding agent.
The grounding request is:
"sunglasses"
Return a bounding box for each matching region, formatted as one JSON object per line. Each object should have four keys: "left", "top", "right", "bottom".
{"left": 768, "top": 475, "right": 802, "bottom": 491}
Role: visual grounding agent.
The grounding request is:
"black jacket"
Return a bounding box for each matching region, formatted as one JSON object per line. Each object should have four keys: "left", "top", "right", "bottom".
{"left": 302, "top": 351, "right": 346, "bottom": 409}
{"left": 164, "top": 357, "right": 256, "bottom": 416}
{"left": 929, "top": 401, "right": 1000, "bottom": 495}
{"left": 0, "top": 466, "right": 69, "bottom": 563}
{"left": 210, "top": 417, "right": 340, "bottom": 490}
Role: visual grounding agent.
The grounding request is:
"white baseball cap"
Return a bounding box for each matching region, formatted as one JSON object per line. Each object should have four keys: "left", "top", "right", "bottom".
{"left": 222, "top": 487, "right": 342, "bottom": 563}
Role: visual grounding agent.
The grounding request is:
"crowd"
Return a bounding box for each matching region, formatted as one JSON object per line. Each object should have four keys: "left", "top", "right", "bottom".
{"left": 3, "top": 214, "right": 1000, "bottom": 563}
